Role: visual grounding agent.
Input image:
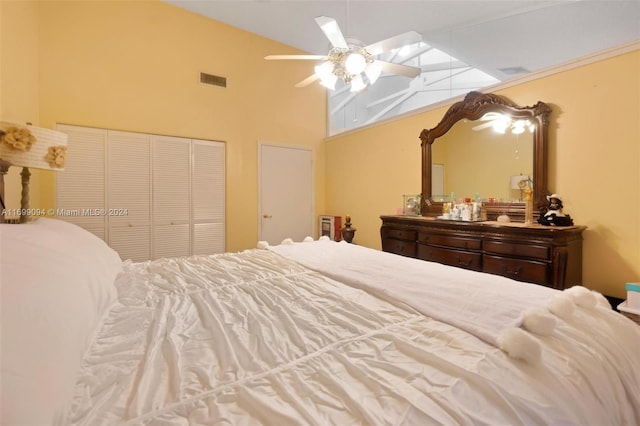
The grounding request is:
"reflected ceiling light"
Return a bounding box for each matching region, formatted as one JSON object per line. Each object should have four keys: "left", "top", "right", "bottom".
{"left": 512, "top": 119, "right": 533, "bottom": 134}
{"left": 512, "top": 122, "right": 526, "bottom": 134}
{"left": 527, "top": 121, "right": 535, "bottom": 132}
{"left": 478, "top": 114, "right": 535, "bottom": 135}
{"left": 492, "top": 117, "right": 510, "bottom": 134}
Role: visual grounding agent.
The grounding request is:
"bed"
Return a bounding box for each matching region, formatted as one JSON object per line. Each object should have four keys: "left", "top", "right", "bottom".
{"left": 1, "top": 218, "right": 639, "bottom": 425}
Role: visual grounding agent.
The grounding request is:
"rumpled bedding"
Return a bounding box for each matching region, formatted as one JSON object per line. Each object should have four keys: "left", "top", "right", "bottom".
{"left": 66, "top": 247, "right": 640, "bottom": 425}
{"left": 269, "top": 240, "right": 557, "bottom": 347}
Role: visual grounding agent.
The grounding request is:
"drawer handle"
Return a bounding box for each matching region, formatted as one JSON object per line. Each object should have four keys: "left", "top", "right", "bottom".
{"left": 456, "top": 256, "right": 473, "bottom": 267}
{"left": 502, "top": 265, "right": 522, "bottom": 275}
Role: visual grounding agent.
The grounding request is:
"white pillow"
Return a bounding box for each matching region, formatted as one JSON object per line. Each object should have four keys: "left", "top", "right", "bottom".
{"left": 1, "top": 218, "right": 122, "bottom": 425}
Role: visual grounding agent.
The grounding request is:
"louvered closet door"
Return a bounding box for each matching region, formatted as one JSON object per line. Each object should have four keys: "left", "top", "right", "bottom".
{"left": 192, "top": 140, "right": 225, "bottom": 254}
{"left": 152, "top": 136, "right": 190, "bottom": 259}
{"left": 56, "top": 125, "right": 107, "bottom": 240}
{"left": 107, "top": 131, "right": 151, "bottom": 262}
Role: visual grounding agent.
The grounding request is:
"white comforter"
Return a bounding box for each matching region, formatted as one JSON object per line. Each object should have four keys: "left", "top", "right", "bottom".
{"left": 269, "top": 240, "right": 558, "bottom": 347}
{"left": 67, "top": 243, "right": 640, "bottom": 425}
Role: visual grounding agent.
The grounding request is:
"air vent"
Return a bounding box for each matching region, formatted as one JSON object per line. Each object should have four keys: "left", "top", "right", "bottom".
{"left": 200, "top": 72, "right": 227, "bottom": 88}
{"left": 498, "top": 66, "right": 530, "bottom": 76}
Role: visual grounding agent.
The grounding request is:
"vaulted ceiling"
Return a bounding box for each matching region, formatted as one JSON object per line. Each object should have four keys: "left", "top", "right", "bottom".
{"left": 166, "top": 1, "right": 638, "bottom": 79}
{"left": 164, "top": 1, "right": 639, "bottom": 133}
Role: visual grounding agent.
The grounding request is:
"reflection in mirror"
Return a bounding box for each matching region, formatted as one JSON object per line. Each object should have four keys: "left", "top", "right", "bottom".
{"left": 431, "top": 117, "right": 534, "bottom": 202}
{"left": 420, "top": 91, "right": 551, "bottom": 221}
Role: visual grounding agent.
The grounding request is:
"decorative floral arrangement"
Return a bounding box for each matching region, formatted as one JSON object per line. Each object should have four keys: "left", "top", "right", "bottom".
{"left": 1, "top": 126, "right": 36, "bottom": 151}
{"left": 45, "top": 146, "right": 67, "bottom": 168}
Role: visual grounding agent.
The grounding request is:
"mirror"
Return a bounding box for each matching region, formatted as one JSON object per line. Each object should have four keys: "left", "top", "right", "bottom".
{"left": 431, "top": 118, "right": 534, "bottom": 202}
{"left": 420, "top": 91, "right": 551, "bottom": 221}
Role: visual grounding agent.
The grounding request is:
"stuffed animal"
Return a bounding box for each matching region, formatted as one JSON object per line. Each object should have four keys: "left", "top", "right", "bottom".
{"left": 538, "top": 194, "right": 574, "bottom": 226}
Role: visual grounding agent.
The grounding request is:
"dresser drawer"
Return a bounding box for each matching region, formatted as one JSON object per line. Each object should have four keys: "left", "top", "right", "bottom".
{"left": 382, "top": 239, "right": 416, "bottom": 257}
{"left": 381, "top": 227, "right": 417, "bottom": 241}
{"left": 418, "top": 233, "right": 482, "bottom": 250}
{"left": 417, "top": 244, "right": 482, "bottom": 271}
{"left": 484, "top": 240, "right": 549, "bottom": 260}
{"left": 483, "top": 255, "right": 549, "bottom": 285}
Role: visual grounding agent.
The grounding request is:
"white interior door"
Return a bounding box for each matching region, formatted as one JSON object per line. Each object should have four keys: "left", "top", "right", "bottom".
{"left": 55, "top": 124, "right": 107, "bottom": 240}
{"left": 192, "top": 139, "right": 225, "bottom": 255}
{"left": 259, "top": 143, "right": 314, "bottom": 245}
{"left": 107, "top": 130, "right": 151, "bottom": 262}
{"left": 152, "top": 136, "right": 191, "bottom": 259}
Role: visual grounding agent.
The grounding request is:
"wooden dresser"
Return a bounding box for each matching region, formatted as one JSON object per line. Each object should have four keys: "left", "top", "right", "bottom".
{"left": 381, "top": 215, "right": 586, "bottom": 290}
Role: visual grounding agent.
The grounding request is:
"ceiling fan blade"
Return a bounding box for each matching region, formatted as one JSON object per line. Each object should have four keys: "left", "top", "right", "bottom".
{"left": 375, "top": 60, "right": 421, "bottom": 78}
{"left": 295, "top": 74, "right": 320, "bottom": 88}
{"left": 265, "top": 55, "right": 327, "bottom": 60}
{"left": 315, "top": 16, "right": 348, "bottom": 49}
{"left": 365, "top": 31, "right": 422, "bottom": 56}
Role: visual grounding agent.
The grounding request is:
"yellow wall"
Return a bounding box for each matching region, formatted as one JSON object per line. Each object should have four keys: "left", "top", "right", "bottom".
{"left": 1, "top": 0, "right": 327, "bottom": 252}
{"left": 325, "top": 49, "right": 639, "bottom": 298}
{"left": 0, "top": 0, "right": 54, "bottom": 210}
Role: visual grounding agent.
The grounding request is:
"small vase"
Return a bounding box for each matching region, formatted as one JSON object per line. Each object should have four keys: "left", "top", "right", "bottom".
{"left": 524, "top": 189, "right": 533, "bottom": 225}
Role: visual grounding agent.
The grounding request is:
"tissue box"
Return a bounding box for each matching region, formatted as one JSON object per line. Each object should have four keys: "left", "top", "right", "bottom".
{"left": 626, "top": 282, "right": 640, "bottom": 310}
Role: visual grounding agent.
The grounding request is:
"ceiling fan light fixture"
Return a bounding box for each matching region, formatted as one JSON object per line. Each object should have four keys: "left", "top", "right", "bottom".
{"left": 320, "top": 73, "right": 338, "bottom": 90}
{"left": 266, "top": 16, "right": 422, "bottom": 92}
{"left": 350, "top": 74, "right": 366, "bottom": 92}
{"left": 364, "top": 62, "right": 382, "bottom": 84}
{"left": 344, "top": 52, "right": 367, "bottom": 75}
{"left": 314, "top": 61, "right": 333, "bottom": 79}
{"left": 315, "top": 62, "right": 338, "bottom": 89}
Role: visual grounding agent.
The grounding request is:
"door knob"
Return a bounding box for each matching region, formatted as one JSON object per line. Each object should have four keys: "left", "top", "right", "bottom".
{"left": 263, "top": 214, "right": 272, "bottom": 219}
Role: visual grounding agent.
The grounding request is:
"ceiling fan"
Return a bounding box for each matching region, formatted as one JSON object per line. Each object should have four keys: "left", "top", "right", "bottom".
{"left": 265, "top": 16, "right": 422, "bottom": 91}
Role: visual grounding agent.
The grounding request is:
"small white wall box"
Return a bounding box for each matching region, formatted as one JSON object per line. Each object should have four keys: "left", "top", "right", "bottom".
{"left": 626, "top": 282, "right": 640, "bottom": 310}
{"left": 319, "top": 215, "right": 342, "bottom": 241}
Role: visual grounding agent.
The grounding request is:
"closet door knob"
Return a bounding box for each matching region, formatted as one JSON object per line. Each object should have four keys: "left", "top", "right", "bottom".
{"left": 263, "top": 214, "right": 272, "bottom": 219}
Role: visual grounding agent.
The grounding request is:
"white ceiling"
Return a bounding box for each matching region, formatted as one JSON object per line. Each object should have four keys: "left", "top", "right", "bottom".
{"left": 164, "top": 0, "right": 639, "bottom": 81}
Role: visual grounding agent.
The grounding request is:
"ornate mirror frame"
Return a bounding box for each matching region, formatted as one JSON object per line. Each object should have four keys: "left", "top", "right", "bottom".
{"left": 419, "top": 91, "right": 552, "bottom": 220}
